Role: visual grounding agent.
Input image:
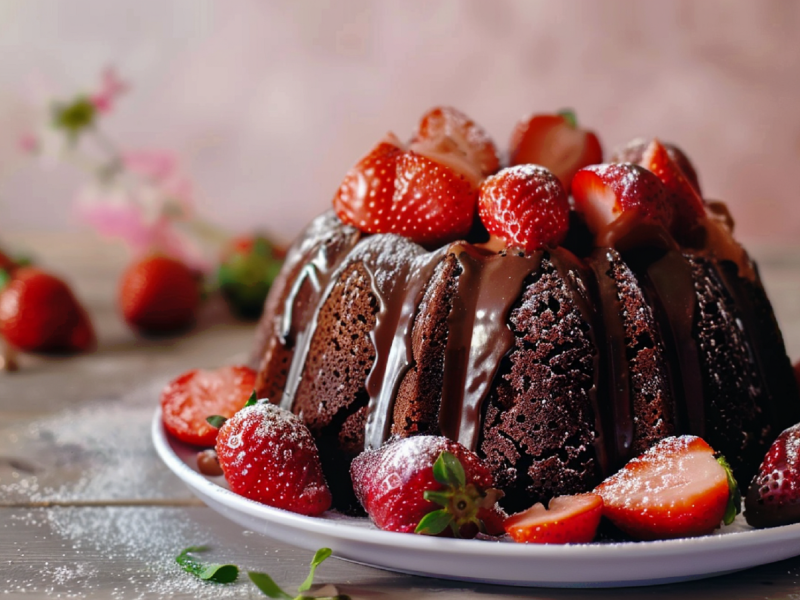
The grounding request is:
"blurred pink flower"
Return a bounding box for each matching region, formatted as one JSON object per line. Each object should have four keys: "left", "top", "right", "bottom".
{"left": 90, "top": 68, "right": 127, "bottom": 114}
{"left": 74, "top": 185, "right": 210, "bottom": 272}
{"left": 122, "top": 149, "right": 194, "bottom": 216}
{"left": 18, "top": 133, "right": 38, "bottom": 153}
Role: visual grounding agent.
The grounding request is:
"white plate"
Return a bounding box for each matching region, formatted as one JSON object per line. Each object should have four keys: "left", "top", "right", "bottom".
{"left": 152, "top": 408, "right": 800, "bottom": 588}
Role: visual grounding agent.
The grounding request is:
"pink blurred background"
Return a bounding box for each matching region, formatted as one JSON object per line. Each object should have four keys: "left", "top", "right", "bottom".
{"left": 1, "top": 0, "right": 799, "bottom": 246}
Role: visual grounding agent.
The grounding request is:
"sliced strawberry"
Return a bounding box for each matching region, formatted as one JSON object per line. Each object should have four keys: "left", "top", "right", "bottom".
{"left": 611, "top": 138, "right": 701, "bottom": 195}
{"left": 160, "top": 365, "right": 257, "bottom": 447}
{"left": 509, "top": 110, "right": 602, "bottom": 193}
{"left": 504, "top": 493, "right": 603, "bottom": 544}
{"left": 410, "top": 106, "right": 500, "bottom": 180}
{"left": 571, "top": 163, "right": 674, "bottom": 236}
{"left": 745, "top": 422, "right": 800, "bottom": 528}
{"left": 333, "top": 132, "right": 478, "bottom": 247}
{"left": 478, "top": 165, "right": 570, "bottom": 252}
{"left": 595, "top": 436, "right": 739, "bottom": 540}
{"left": 333, "top": 133, "right": 404, "bottom": 232}
{"left": 638, "top": 139, "right": 706, "bottom": 239}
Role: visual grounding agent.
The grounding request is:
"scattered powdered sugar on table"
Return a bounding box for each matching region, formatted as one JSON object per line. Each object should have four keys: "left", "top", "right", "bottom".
{"left": 0, "top": 379, "right": 267, "bottom": 598}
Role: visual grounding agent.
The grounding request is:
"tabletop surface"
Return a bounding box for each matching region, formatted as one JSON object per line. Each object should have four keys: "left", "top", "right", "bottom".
{"left": 2, "top": 233, "right": 800, "bottom": 599}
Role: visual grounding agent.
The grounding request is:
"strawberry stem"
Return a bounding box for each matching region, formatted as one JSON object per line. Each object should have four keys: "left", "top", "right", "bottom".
{"left": 558, "top": 109, "right": 578, "bottom": 128}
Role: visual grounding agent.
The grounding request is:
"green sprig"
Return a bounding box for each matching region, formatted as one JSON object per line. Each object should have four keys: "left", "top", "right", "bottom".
{"left": 175, "top": 546, "right": 238, "bottom": 583}
{"left": 717, "top": 455, "right": 742, "bottom": 525}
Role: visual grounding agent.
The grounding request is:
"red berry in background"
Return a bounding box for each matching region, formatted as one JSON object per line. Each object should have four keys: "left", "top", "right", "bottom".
{"left": 350, "top": 435, "right": 505, "bottom": 537}
{"left": 611, "top": 137, "right": 701, "bottom": 196}
{"left": 638, "top": 139, "right": 706, "bottom": 239}
{"left": 160, "top": 365, "right": 256, "bottom": 447}
{"left": 410, "top": 105, "right": 500, "bottom": 179}
{"left": 0, "top": 266, "right": 95, "bottom": 353}
{"left": 745, "top": 422, "right": 800, "bottom": 528}
{"left": 594, "top": 436, "right": 739, "bottom": 541}
{"left": 504, "top": 493, "right": 603, "bottom": 544}
{"left": 218, "top": 234, "right": 284, "bottom": 320}
{"left": 216, "top": 401, "right": 332, "bottom": 516}
{"left": 119, "top": 255, "right": 199, "bottom": 334}
{"left": 571, "top": 163, "right": 674, "bottom": 236}
{"left": 508, "top": 110, "right": 602, "bottom": 193}
{"left": 478, "top": 165, "right": 570, "bottom": 252}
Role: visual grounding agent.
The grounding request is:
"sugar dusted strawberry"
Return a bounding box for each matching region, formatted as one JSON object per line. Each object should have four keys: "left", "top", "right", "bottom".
{"left": 509, "top": 110, "right": 602, "bottom": 193}
{"left": 638, "top": 139, "right": 706, "bottom": 239}
{"left": 0, "top": 267, "right": 95, "bottom": 353}
{"left": 160, "top": 365, "right": 257, "bottom": 447}
{"left": 611, "top": 138, "right": 701, "bottom": 195}
{"left": 350, "top": 435, "right": 504, "bottom": 537}
{"left": 504, "top": 493, "right": 603, "bottom": 544}
{"left": 571, "top": 163, "right": 674, "bottom": 236}
{"left": 216, "top": 401, "right": 332, "bottom": 516}
{"left": 594, "top": 436, "right": 740, "bottom": 540}
{"left": 478, "top": 165, "right": 570, "bottom": 252}
{"left": 410, "top": 106, "right": 500, "bottom": 179}
{"left": 745, "top": 423, "right": 800, "bottom": 528}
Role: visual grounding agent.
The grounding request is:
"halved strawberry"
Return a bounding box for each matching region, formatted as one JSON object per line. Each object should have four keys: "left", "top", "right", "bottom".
{"left": 508, "top": 110, "right": 602, "bottom": 193}
{"left": 571, "top": 163, "right": 674, "bottom": 236}
{"left": 160, "top": 365, "right": 257, "bottom": 447}
{"left": 332, "top": 133, "right": 404, "bottom": 232}
{"left": 478, "top": 165, "right": 570, "bottom": 252}
{"left": 333, "top": 130, "right": 480, "bottom": 247}
{"left": 638, "top": 139, "right": 706, "bottom": 239}
{"left": 611, "top": 138, "right": 701, "bottom": 195}
{"left": 504, "top": 493, "right": 603, "bottom": 544}
{"left": 410, "top": 106, "right": 500, "bottom": 180}
{"left": 745, "top": 422, "right": 800, "bottom": 528}
{"left": 594, "top": 436, "right": 739, "bottom": 540}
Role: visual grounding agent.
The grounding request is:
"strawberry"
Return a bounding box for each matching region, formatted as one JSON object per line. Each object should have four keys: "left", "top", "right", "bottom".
{"left": 594, "top": 436, "right": 740, "bottom": 540}
{"left": 410, "top": 106, "right": 500, "bottom": 179}
{"left": 119, "top": 255, "right": 200, "bottom": 334}
{"left": 350, "top": 435, "right": 504, "bottom": 537}
{"left": 611, "top": 137, "right": 701, "bottom": 195}
{"left": 215, "top": 401, "right": 332, "bottom": 516}
{"left": 745, "top": 423, "right": 800, "bottom": 528}
{"left": 218, "top": 235, "right": 284, "bottom": 320}
{"left": 504, "top": 493, "right": 603, "bottom": 544}
{"left": 508, "top": 110, "right": 602, "bottom": 193}
{"left": 333, "top": 108, "right": 494, "bottom": 247}
{"left": 0, "top": 266, "right": 95, "bottom": 353}
{"left": 638, "top": 139, "right": 706, "bottom": 239}
{"left": 478, "top": 165, "right": 570, "bottom": 252}
{"left": 571, "top": 163, "right": 674, "bottom": 236}
{"left": 160, "top": 365, "right": 257, "bottom": 447}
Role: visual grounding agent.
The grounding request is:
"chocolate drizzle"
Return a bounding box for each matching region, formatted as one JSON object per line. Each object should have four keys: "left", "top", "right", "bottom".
{"left": 438, "top": 246, "right": 542, "bottom": 451}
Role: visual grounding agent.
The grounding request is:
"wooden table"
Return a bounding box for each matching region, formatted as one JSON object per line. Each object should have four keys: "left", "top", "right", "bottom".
{"left": 2, "top": 233, "right": 800, "bottom": 599}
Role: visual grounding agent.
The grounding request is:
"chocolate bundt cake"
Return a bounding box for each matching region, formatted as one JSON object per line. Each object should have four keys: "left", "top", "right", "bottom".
{"left": 252, "top": 109, "right": 800, "bottom": 513}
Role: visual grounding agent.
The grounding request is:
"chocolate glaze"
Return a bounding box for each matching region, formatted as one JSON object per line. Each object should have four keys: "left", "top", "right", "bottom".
{"left": 437, "top": 246, "right": 543, "bottom": 451}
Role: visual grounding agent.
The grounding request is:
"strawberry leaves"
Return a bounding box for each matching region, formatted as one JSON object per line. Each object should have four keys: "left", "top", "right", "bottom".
{"left": 716, "top": 455, "right": 742, "bottom": 526}
{"left": 414, "top": 451, "right": 503, "bottom": 538}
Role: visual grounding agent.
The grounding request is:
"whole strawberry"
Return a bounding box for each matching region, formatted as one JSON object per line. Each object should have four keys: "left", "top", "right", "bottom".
{"left": 745, "top": 423, "right": 800, "bottom": 528}
{"left": 215, "top": 401, "right": 332, "bottom": 516}
{"left": 218, "top": 235, "right": 284, "bottom": 320}
{"left": 119, "top": 255, "right": 199, "bottom": 334}
{"left": 508, "top": 110, "right": 602, "bottom": 193}
{"left": 595, "top": 436, "right": 740, "bottom": 540}
{"left": 350, "top": 435, "right": 504, "bottom": 537}
{"left": 478, "top": 165, "right": 570, "bottom": 252}
{"left": 0, "top": 266, "right": 95, "bottom": 353}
